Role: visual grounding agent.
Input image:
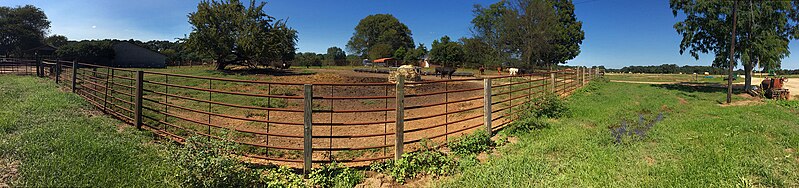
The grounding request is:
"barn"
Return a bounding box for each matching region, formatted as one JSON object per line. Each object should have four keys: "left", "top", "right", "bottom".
{"left": 111, "top": 42, "right": 166, "bottom": 68}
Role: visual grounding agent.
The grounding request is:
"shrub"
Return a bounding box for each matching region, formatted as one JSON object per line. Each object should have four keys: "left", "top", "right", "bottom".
{"left": 448, "top": 129, "right": 494, "bottom": 156}
{"left": 505, "top": 117, "right": 550, "bottom": 135}
{"left": 172, "top": 137, "right": 363, "bottom": 187}
{"left": 370, "top": 143, "right": 458, "bottom": 184}
{"left": 171, "top": 136, "right": 262, "bottom": 187}
{"left": 529, "top": 93, "right": 570, "bottom": 118}
{"left": 610, "top": 113, "right": 664, "bottom": 145}
{"left": 308, "top": 162, "right": 364, "bottom": 188}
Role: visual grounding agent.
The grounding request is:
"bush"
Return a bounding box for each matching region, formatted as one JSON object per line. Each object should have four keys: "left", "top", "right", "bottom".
{"left": 448, "top": 129, "right": 494, "bottom": 156}
{"left": 530, "top": 93, "right": 570, "bottom": 118}
{"left": 370, "top": 142, "right": 458, "bottom": 184}
{"left": 505, "top": 117, "right": 550, "bottom": 135}
{"left": 308, "top": 162, "right": 364, "bottom": 188}
{"left": 610, "top": 113, "right": 664, "bottom": 145}
{"left": 172, "top": 137, "right": 262, "bottom": 187}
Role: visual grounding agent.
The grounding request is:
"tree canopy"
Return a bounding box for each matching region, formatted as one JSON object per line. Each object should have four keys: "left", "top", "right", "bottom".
{"left": 429, "top": 36, "right": 465, "bottom": 67}
{"left": 325, "top": 46, "right": 347, "bottom": 66}
{"left": 55, "top": 40, "right": 115, "bottom": 65}
{"left": 186, "top": 0, "right": 297, "bottom": 70}
{"left": 670, "top": 0, "right": 799, "bottom": 90}
{"left": 44, "top": 35, "right": 68, "bottom": 48}
{"left": 0, "top": 5, "right": 50, "bottom": 56}
{"left": 346, "top": 14, "right": 414, "bottom": 59}
{"left": 470, "top": 0, "right": 584, "bottom": 68}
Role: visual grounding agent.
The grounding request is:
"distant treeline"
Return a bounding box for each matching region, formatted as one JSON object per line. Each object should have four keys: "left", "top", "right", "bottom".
{"left": 605, "top": 64, "right": 799, "bottom": 75}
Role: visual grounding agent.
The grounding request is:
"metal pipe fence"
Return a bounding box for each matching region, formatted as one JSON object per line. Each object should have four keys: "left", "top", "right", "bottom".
{"left": 0, "top": 58, "right": 602, "bottom": 171}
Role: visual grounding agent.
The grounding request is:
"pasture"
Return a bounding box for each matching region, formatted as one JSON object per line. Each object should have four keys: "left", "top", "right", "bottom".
{"left": 439, "top": 81, "right": 799, "bottom": 187}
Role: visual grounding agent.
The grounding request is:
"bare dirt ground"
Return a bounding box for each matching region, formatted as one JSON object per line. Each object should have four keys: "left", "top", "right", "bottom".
{"left": 148, "top": 68, "right": 532, "bottom": 166}
{"left": 0, "top": 157, "right": 19, "bottom": 188}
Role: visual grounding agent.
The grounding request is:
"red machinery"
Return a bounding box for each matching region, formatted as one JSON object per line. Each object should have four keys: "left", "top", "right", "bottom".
{"left": 761, "top": 77, "right": 790, "bottom": 100}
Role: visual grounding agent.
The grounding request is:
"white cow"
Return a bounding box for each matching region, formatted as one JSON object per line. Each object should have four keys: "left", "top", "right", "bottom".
{"left": 508, "top": 68, "right": 519, "bottom": 75}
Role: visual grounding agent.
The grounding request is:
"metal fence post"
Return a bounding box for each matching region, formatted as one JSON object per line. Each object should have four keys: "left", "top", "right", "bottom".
{"left": 134, "top": 71, "right": 143, "bottom": 129}
{"left": 550, "top": 72, "right": 556, "bottom": 93}
{"left": 483, "top": 78, "right": 492, "bottom": 133}
{"left": 71, "top": 61, "right": 78, "bottom": 93}
{"left": 395, "top": 75, "right": 405, "bottom": 160}
{"left": 303, "top": 84, "right": 313, "bottom": 174}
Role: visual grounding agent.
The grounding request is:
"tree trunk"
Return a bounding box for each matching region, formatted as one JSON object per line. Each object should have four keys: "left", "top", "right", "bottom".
{"left": 215, "top": 59, "right": 227, "bottom": 70}
{"left": 744, "top": 63, "right": 754, "bottom": 91}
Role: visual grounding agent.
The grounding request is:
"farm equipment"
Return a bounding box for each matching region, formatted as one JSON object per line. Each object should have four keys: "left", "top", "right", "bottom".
{"left": 760, "top": 77, "right": 790, "bottom": 100}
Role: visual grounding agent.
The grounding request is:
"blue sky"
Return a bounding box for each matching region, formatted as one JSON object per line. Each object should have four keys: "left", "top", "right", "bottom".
{"left": 2, "top": 0, "right": 798, "bottom": 69}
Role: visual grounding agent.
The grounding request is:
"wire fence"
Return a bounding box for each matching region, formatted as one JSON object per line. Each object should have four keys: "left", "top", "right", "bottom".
{"left": 0, "top": 58, "right": 602, "bottom": 170}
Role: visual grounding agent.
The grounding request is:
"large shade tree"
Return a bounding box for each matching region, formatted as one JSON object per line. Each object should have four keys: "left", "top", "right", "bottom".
{"left": 671, "top": 0, "right": 799, "bottom": 91}
{"left": 470, "top": 0, "right": 583, "bottom": 68}
{"left": 429, "top": 36, "right": 465, "bottom": 67}
{"left": 0, "top": 5, "right": 50, "bottom": 57}
{"left": 186, "top": 0, "right": 297, "bottom": 70}
{"left": 346, "top": 14, "right": 414, "bottom": 59}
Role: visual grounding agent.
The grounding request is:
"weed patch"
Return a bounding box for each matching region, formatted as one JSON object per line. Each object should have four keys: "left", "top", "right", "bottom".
{"left": 370, "top": 142, "right": 458, "bottom": 184}
{"left": 448, "top": 129, "right": 494, "bottom": 156}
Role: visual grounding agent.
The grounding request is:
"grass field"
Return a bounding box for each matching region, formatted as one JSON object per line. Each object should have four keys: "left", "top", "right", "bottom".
{"left": 0, "top": 75, "right": 179, "bottom": 187}
{"left": 605, "top": 73, "right": 799, "bottom": 84}
{"left": 604, "top": 73, "right": 732, "bottom": 83}
{"left": 438, "top": 81, "right": 799, "bottom": 187}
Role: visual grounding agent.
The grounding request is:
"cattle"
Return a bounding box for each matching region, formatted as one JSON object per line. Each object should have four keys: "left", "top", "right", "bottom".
{"left": 435, "top": 67, "right": 457, "bottom": 79}
{"left": 508, "top": 68, "right": 519, "bottom": 75}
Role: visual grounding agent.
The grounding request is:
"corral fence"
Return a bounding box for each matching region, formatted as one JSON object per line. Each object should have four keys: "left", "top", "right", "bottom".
{"left": 0, "top": 57, "right": 603, "bottom": 173}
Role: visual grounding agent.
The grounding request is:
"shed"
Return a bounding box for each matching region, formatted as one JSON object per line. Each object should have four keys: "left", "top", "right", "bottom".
{"left": 111, "top": 42, "right": 166, "bottom": 68}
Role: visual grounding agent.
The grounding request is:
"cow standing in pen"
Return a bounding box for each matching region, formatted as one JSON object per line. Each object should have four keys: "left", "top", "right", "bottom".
{"left": 435, "top": 67, "right": 456, "bottom": 79}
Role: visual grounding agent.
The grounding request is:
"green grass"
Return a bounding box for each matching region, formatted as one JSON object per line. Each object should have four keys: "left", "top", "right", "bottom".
{"left": 605, "top": 73, "right": 736, "bottom": 83}
{"left": 0, "top": 75, "right": 179, "bottom": 187}
{"left": 438, "top": 81, "right": 799, "bottom": 187}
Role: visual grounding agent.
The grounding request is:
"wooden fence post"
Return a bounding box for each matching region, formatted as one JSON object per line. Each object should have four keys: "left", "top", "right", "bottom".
{"left": 483, "top": 78, "right": 492, "bottom": 133}
{"left": 55, "top": 61, "right": 61, "bottom": 84}
{"left": 134, "top": 71, "right": 143, "bottom": 129}
{"left": 71, "top": 61, "right": 78, "bottom": 93}
{"left": 550, "top": 72, "right": 556, "bottom": 93}
{"left": 303, "top": 84, "right": 313, "bottom": 174}
{"left": 580, "top": 67, "right": 585, "bottom": 86}
{"left": 35, "top": 58, "right": 42, "bottom": 77}
{"left": 395, "top": 75, "right": 405, "bottom": 160}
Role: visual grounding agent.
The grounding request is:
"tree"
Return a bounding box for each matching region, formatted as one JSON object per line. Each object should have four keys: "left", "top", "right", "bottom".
{"left": 429, "top": 36, "right": 464, "bottom": 67}
{"left": 404, "top": 43, "right": 428, "bottom": 66}
{"left": 461, "top": 37, "right": 495, "bottom": 68}
{"left": 470, "top": 0, "right": 584, "bottom": 68}
{"left": 670, "top": 0, "right": 799, "bottom": 91}
{"left": 295, "top": 52, "right": 322, "bottom": 67}
{"left": 367, "top": 43, "right": 394, "bottom": 60}
{"left": 346, "top": 14, "right": 414, "bottom": 59}
{"left": 325, "top": 46, "right": 347, "bottom": 66}
{"left": 393, "top": 47, "right": 407, "bottom": 63}
{"left": 44, "top": 35, "right": 68, "bottom": 48}
{"left": 186, "top": 0, "right": 298, "bottom": 70}
{"left": 55, "top": 40, "right": 115, "bottom": 65}
{"left": 0, "top": 5, "right": 50, "bottom": 56}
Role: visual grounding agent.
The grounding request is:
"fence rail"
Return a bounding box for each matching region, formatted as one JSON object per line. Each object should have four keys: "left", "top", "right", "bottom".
{"left": 0, "top": 58, "right": 602, "bottom": 171}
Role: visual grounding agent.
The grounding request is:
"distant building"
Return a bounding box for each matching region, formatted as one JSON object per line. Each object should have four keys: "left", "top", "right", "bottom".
{"left": 25, "top": 44, "right": 58, "bottom": 57}
{"left": 111, "top": 42, "right": 166, "bottom": 68}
